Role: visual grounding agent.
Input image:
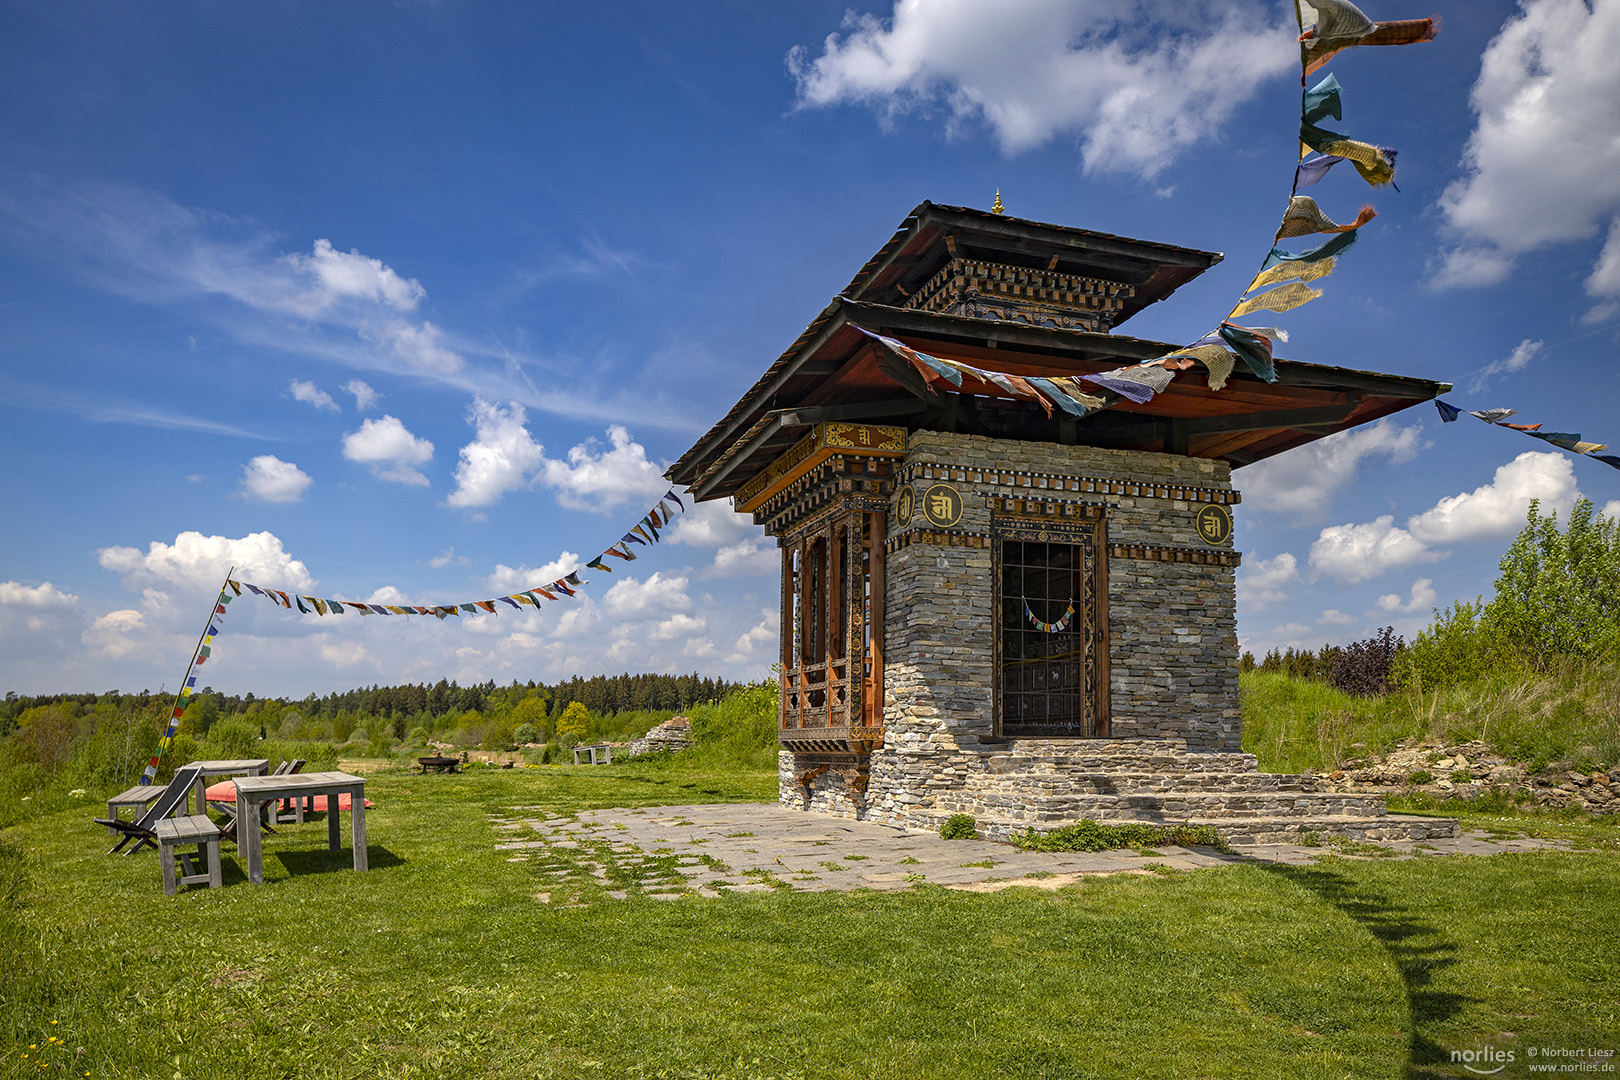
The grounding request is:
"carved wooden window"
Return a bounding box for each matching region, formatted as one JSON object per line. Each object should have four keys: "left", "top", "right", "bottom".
{"left": 779, "top": 505, "right": 886, "bottom": 741}
{"left": 994, "top": 518, "right": 1108, "bottom": 737}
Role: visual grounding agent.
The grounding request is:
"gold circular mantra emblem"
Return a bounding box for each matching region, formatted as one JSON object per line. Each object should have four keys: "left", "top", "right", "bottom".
{"left": 921, "top": 483, "right": 963, "bottom": 528}
{"left": 1195, "top": 503, "right": 1233, "bottom": 546}
{"left": 896, "top": 486, "right": 914, "bottom": 526}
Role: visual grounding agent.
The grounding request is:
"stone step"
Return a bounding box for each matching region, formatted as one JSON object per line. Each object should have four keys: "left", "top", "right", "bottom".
{"left": 969, "top": 812, "right": 1459, "bottom": 846}
{"left": 958, "top": 790, "right": 1389, "bottom": 822}
{"left": 1180, "top": 814, "right": 1461, "bottom": 846}
{"left": 985, "top": 747, "right": 1262, "bottom": 774}
{"left": 967, "top": 771, "right": 1317, "bottom": 794}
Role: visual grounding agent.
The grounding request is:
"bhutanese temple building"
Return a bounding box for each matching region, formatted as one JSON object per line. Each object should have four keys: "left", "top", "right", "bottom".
{"left": 668, "top": 201, "right": 1459, "bottom": 844}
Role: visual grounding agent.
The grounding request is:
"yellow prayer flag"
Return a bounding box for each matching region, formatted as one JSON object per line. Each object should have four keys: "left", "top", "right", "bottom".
{"left": 1229, "top": 281, "right": 1323, "bottom": 318}
{"left": 1245, "top": 255, "right": 1337, "bottom": 294}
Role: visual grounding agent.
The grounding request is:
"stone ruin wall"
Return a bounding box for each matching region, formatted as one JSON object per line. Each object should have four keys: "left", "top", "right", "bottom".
{"left": 783, "top": 430, "right": 1242, "bottom": 829}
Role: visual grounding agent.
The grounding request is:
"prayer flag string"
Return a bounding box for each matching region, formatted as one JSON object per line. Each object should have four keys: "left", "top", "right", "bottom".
{"left": 223, "top": 489, "right": 690, "bottom": 622}
{"left": 1024, "top": 600, "right": 1076, "bottom": 635}
{"left": 1432, "top": 400, "right": 1619, "bottom": 473}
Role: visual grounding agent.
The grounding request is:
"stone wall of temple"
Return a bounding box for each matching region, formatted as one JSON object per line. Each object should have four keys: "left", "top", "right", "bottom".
{"left": 779, "top": 429, "right": 1245, "bottom": 828}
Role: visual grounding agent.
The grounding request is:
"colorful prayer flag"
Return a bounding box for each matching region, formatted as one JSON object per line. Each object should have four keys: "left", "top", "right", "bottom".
{"left": 1218, "top": 324, "right": 1278, "bottom": 383}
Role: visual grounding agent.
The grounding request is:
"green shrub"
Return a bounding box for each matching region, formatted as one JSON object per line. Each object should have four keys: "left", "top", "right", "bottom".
{"left": 1329, "top": 626, "right": 1402, "bottom": 696}
{"left": 1408, "top": 770, "right": 1433, "bottom": 786}
{"left": 940, "top": 814, "right": 978, "bottom": 840}
{"left": 683, "top": 682, "right": 778, "bottom": 770}
{"left": 1397, "top": 499, "right": 1620, "bottom": 688}
{"left": 1012, "top": 819, "right": 1224, "bottom": 852}
{"left": 203, "top": 717, "right": 259, "bottom": 759}
{"left": 513, "top": 723, "right": 538, "bottom": 745}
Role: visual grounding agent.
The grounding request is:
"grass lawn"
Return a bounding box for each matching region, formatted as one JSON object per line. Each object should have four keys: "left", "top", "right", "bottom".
{"left": 4, "top": 763, "right": 1616, "bottom": 1080}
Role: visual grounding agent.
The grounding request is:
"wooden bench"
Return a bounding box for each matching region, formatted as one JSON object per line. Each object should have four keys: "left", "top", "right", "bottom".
{"left": 105, "top": 785, "right": 165, "bottom": 835}
{"left": 154, "top": 815, "right": 223, "bottom": 896}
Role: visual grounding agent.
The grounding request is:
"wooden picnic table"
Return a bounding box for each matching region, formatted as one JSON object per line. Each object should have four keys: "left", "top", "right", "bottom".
{"left": 188, "top": 758, "right": 270, "bottom": 815}
{"left": 232, "top": 772, "right": 368, "bottom": 885}
{"left": 417, "top": 755, "right": 460, "bottom": 773}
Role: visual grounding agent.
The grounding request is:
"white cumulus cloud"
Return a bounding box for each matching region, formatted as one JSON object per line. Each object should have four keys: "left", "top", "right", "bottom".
{"left": 289, "top": 378, "right": 339, "bottom": 412}
{"left": 448, "top": 399, "right": 547, "bottom": 508}
{"left": 364, "top": 320, "right": 464, "bottom": 374}
{"left": 81, "top": 609, "right": 146, "bottom": 657}
{"left": 1406, "top": 451, "right": 1578, "bottom": 545}
{"left": 98, "top": 530, "right": 315, "bottom": 592}
{"left": 0, "top": 580, "right": 79, "bottom": 608}
{"left": 1309, "top": 516, "right": 1444, "bottom": 585}
{"left": 540, "top": 425, "right": 669, "bottom": 512}
{"left": 711, "top": 538, "right": 779, "bottom": 578}
{"left": 319, "top": 639, "right": 371, "bottom": 668}
{"left": 285, "top": 237, "right": 425, "bottom": 311}
{"left": 648, "top": 612, "right": 707, "bottom": 643}
{"left": 1235, "top": 551, "right": 1298, "bottom": 611}
{"left": 1432, "top": 0, "right": 1620, "bottom": 320}
{"left": 345, "top": 379, "right": 379, "bottom": 411}
{"left": 668, "top": 499, "right": 760, "bottom": 548}
{"left": 486, "top": 552, "right": 581, "bottom": 596}
{"left": 727, "top": 607, "right": 780, "bottom": 664}
{"left": 342, "top": 414, "right": 434, "bottom": 486}
{"left": 1237, "top": 419, "right": 1420, "bottom": 519}
{"left": 601, "top": 572, "right": 692, "bottom": 623}
{"left": 240, "top": 455, "right": 312, "bottom": 503}
{"left": 789, "top": 0, "right": 1296, "bottom": 178}
{"left": 1376, "top": 577, "right": 1438, "bottom": 615}
{"left": 1318, "top": 608, "right": 1356, "bottom": 625}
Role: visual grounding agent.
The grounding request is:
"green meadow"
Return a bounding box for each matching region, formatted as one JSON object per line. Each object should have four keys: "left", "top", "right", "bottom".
{"left": 4, "top": 761, "right": 1617, "bottom": 1080}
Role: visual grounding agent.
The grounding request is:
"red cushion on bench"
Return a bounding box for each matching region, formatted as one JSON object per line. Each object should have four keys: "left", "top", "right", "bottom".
{"left": 203, "top": 781, "right": 373, "bottom": 810}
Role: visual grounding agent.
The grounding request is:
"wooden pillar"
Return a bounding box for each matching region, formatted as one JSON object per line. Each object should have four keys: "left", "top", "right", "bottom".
{"left": 780, "top": 544, "right": 794, "bottom": 730}
{"left": 869, "top": 510, "right": 886, "bottom": 729}
{"left": 824, "top": 522, "right": 838, "bottom": 728}
{"left": 798, "top": 537, "right": 813, "bottom": 724}
{"left": 843, "top": 510, "right": 862, "bottom": 729}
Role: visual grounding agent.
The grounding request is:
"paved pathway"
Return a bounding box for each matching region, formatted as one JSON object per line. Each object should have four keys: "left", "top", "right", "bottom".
{"left": 491, "top": 802, "right": 1565, "bottom": 899}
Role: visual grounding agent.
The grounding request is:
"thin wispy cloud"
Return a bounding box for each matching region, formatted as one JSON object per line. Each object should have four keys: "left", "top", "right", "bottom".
{"left": 0, "top": 178, "right": 699, "bottom": 432}
{"left": 0, "top": 379, "right": 273, "bottom": 440}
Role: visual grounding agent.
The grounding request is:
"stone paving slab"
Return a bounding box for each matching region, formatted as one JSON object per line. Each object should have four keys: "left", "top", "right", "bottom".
{"left": 493, "top": 802, "right": 1566, "bottom": 897}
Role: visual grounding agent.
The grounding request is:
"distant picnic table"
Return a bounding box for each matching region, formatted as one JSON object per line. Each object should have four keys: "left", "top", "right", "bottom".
{"left": 417, "top": 755, "right": 460, "bottom": 773}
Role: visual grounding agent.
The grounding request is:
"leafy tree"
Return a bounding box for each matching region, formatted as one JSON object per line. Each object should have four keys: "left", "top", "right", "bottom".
{"left": 509, "top": 694, "right": 550, "bottom": 743}
{"left": 557, "top": 701, "right": 591, "bottom": 745}
{"left": 1487, "top": 498, "right": 1620, "bottom": 670}
{"left": 1400, "top": 498, "right": 1620, "bottom": 686}
{"left": 481, "top": 715, "right": 516, "bottom": 751}
{"left": 187, "top": 693, "right": 220, "bottom": 735}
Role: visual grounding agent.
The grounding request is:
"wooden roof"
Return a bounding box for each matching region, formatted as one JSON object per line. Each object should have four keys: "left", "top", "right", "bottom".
{"left": 840, "top": 201, "right": 1224, "bottom": 326}
{"left": 669, "top": 207, "right": 1449, "bottom": 502}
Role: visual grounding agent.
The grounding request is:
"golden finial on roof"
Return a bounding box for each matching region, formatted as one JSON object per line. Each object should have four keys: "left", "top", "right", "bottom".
{"left": 991, "top": 189, "right": 1004, "bottom": 215}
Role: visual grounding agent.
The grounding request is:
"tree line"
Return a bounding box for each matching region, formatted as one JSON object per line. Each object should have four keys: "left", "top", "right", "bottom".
{"left": 2, "top": 670, "right": 739, "bottom": 739}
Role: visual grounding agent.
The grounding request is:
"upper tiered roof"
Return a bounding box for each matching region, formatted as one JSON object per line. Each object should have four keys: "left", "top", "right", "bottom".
{"left": 669, "top": 201, "right": 1448, "bottom": 502}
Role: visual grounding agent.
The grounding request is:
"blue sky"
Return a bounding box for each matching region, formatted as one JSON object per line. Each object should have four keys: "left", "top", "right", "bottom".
{"left": 2, "top": 0, "right": 1617, "bottom": 697}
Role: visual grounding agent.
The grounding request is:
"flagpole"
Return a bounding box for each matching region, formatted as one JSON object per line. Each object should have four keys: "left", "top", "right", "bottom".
{"left": 140, "top": 565, "right": 234, "bottom": 785}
